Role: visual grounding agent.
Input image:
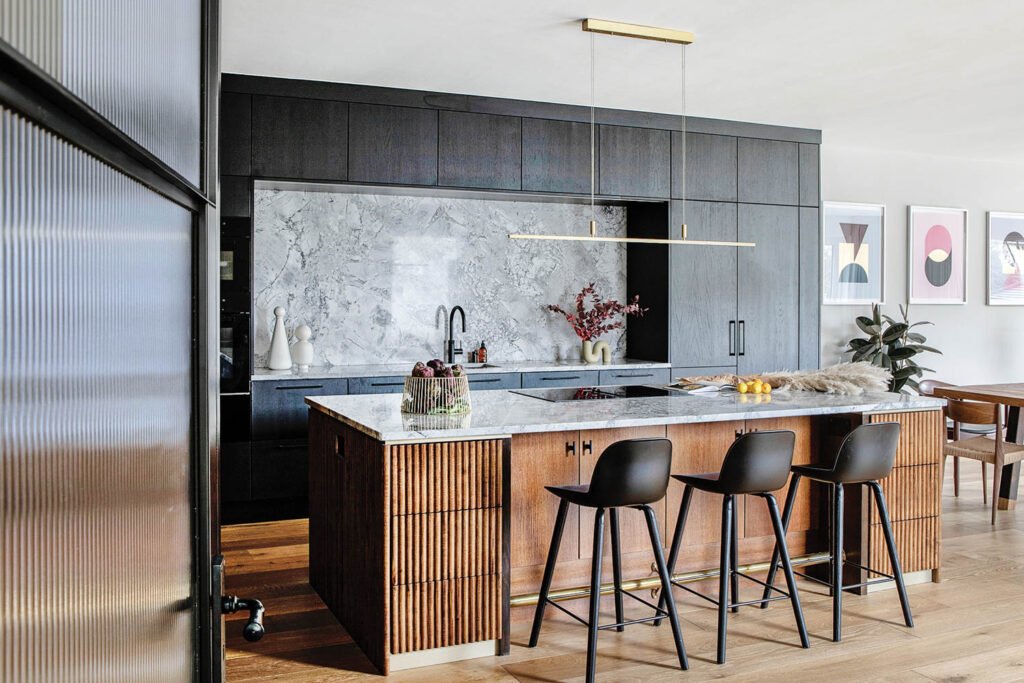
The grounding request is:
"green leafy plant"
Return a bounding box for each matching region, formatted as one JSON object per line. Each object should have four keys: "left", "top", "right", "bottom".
{"left": 845, "top": 303, "right": 941, "bottom": 393}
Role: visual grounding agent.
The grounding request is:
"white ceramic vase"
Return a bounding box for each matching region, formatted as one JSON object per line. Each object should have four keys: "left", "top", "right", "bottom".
{"left": 268, "top": 306, "right": 293, "bottom": 370}
{"left": 581, "top": 339, "right": 611, "bottom": 364}
{"left": 291, "top": 324, "right": 314, "bottom": 371}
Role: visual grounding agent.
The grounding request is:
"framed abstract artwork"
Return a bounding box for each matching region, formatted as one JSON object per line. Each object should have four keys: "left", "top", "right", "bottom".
{"left": 907, "top": 206, "right": 967, "bottom": 305}
{"left": 822, "top": 202, "right": 885, "bottom": 305}
{"left": 987, "top": 211, "right": 1024, "bottom": 305}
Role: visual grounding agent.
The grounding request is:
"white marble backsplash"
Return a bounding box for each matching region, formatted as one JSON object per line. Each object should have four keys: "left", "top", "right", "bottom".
{"left": 253, "top": 189, "right": 629, "bottom": 367}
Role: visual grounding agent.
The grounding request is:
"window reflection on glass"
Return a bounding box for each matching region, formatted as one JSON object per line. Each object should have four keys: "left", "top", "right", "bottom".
{"left": 220, "top": 250, "right": 234, "bottom": 281}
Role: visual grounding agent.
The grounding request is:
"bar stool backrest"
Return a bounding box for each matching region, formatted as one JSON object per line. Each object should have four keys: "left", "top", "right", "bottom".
{"left": 831, "top": 422, "right": 901, "bottom": 483}
{"left": 718, "top": 430, "right": 795, "bottom": 494}
{"left": 588, "top": 438, "right": 673, "bottom": 507}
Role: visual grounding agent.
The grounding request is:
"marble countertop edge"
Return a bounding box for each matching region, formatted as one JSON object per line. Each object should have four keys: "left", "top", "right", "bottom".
{"left": 254, "top": 359, "right": 671, "bottom": 381}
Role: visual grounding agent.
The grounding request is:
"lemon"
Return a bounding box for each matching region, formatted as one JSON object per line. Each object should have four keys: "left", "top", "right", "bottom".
{"left": 737, "top": 382, "right": 749, "bottom": 394}
{"left": 752, "top": 383, "right": 763, "bottom": 394}
{"left": 763, "top": 383, "right": 773, "bottom": 394}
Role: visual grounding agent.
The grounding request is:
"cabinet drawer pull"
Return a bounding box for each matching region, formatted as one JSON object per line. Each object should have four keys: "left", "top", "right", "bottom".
{"left": 275, "top": 384, "right": 324, "bottom": 391}
{"left": 566, "top": 441, "right": 576, "bottom": 456}
{"left": 370, "top": 381, "right": 404, "bottom": 387}
{"left": 582, "top": 440, "right": 593, "bottom": 455}
{"left": 543, "top": 375, "right": 580, "bottom": 381}
{"left": 614, "top": 372, "right": 653, "bottom": 378}
{"left": 469, "top": 377, "right": 501, "bottom": 383}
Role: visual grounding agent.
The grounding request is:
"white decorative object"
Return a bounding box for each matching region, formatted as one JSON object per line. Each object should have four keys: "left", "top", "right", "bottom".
{"left": 267, "top": 306, "right": 293, "bottom": 370}
{"left": 581, "top": 339, "right": 612, "bottom": 364}
{"left": 291, "top": 324, "right": 314, "bottom": 370}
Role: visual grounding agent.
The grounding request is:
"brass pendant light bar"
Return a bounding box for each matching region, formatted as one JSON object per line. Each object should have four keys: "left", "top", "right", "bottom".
{"left": 582, "top": 18, "right": 695, "bottom": 45}
{"left": 507, "top": 233, "right": 755, "bottom": 247}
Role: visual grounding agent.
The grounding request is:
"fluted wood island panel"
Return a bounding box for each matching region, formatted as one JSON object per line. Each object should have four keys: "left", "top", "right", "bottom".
{"left": 306, "top": 390, "right": 945, "bottom": 673}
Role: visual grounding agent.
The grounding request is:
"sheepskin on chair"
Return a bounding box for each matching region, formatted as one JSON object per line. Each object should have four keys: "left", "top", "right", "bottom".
{"left": 677, "top": 362, "right": 893, "bottom": 395}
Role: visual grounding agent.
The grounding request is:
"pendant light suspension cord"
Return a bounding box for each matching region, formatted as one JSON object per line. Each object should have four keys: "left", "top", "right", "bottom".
{"left": 590, "top": 31, "right": 596, "bottom": 236}
{"left": 680, "top": 43, "right": 687, "bottom": 237}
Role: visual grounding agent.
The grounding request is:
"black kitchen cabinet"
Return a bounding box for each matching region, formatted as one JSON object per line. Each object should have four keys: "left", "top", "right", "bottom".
{"left": 251, "top": 439, "right": 308, "bottom": 500}
{"left": 220, "top": 441, "right": 251, "bottom": 503}
{"left": 438, "top": 111, "right": 522, "bottom": 190}
{"left": 251, "top": 378, "right": 348, "bottom": 440}
{"left": 799, "top": 143, "right": 820, "bottom": 207}
{"left": 669, "top": 201, "right": 738, "bottom": 367}
{"left": 220, "top": 92, "right": 251, "bottom": 176}
{"left": 737, "top": 138, "right": 799, "bottom": 205}
{"left": 252, "top": 95, "right": 348, "bottom": 180}
{"left": 348, "top": 103, "right": 438, "bottom": 185}
{"left": 674, "top": 132, "right": 737, "bottom": 201}
{"left": 737, "top": 204, "right": 800, "bottom": 373}
{"left": 221, "top": 175, "right": 250, "bottom": 218}
{"left": 598, "top": 125, "right": 670, "bottom": 198}
{"left": 522, "top": 118, "right": 594, "bottom": 194}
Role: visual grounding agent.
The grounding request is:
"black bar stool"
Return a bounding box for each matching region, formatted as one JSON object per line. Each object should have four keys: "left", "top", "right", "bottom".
{"left": 759, "top": 421, "right": 914, "bottom": 641}
{"left": 528, "top": 438, "right": 688, "bottom": 683}
{"left": 656, "top": 430, "right": 810, "bottom": 664}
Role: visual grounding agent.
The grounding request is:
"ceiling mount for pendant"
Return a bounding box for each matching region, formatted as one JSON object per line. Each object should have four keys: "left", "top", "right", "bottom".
{"left": 508, "top": 17, "right": 755, "bottom": 249}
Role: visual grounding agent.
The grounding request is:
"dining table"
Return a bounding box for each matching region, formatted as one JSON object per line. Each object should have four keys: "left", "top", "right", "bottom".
{"left": 933, "top": 383, "right": 1024, "bottom": 510}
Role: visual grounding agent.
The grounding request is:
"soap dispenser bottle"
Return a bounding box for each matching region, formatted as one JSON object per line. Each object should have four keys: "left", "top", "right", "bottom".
{"left": 478, "top": 341, "right": 487, "bottom": 364}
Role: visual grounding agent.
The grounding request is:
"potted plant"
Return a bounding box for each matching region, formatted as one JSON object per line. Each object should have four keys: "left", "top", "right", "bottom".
{"left": 548, "top": 283, "right": 647, "bottom": 363}
{"left": 844, "top": 303, "right": 941, "bottom": 393}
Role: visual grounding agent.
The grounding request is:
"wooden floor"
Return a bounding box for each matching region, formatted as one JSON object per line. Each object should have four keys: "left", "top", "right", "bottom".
{"left": 224, "top": 464, "right": 1024, "bottom": 681}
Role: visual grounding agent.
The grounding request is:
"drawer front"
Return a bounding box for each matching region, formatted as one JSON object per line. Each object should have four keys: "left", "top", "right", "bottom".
{"left": 521, "top": 370, "right": 600, "bottom": 389}
{"left": 598, "top": 368, "right": 671, "bottom": 386}
{"left": 466, "top": 372, "right": 520, "bottom": 390}
{"left": 250, "top": 439, "right": 308, "bottom": 500}
{"left": 251, "top": 378, "right": 348, "bottom": 440}
{"left": 349, "top": 375, "right": 407, "bottom": 394}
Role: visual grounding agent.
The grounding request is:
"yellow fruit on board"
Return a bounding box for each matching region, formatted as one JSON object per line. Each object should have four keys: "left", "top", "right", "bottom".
{"left": 753, "top": 378, "right": 763, "bottom": 388}
{"left": 737, "top": 382, "right": 749, "bottom": 394}
{"left": 752, "top": 383, "right": 763, "bottom": 394}
{"left": 763, "top": 383, "right": 773, "bottom": 394}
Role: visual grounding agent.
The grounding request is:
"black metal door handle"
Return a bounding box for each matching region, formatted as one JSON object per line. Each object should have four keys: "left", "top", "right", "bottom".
{"left": 275, "top": 384, "right": 324, "bottom": 391}
{"left": 544, "top": 375, "right": 580, "bottom": 381}
{"left": 566, "top": 441, "right": 576, "bottom": 456}
{"left": 729, "top": 320, "right": 736, "bottom": 356}
{"left": 738, "top": 320, "right": 746, "bottom": 356}
{"left": 221, "top": 595, "right": 266, "bottom": 642}
{"left": 583, "top": 440, "right": 593, "bottom": 455}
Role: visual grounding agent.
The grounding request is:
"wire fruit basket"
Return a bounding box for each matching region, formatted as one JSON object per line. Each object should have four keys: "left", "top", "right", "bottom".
{"left": 401, "top": 375, "right": 472, "bottom": 415}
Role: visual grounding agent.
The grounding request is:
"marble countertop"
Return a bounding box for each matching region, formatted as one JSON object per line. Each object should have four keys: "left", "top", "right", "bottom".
{"left": 306, "top": 388, "right": 946, "bottom": 442}
{"left": 252, "top": 358, "right": 670, "bottom": 381}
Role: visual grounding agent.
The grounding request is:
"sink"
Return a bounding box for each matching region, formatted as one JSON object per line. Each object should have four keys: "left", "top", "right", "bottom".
{"left": 460, "top": 363, "right": 501, "bottom": 369}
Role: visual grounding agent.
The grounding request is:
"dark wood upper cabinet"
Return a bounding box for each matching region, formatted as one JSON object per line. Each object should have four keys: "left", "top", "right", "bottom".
{"left": 799, "top": 143, "right": 820, "bottom": 207}
{"left": 220, "top": 92, "right": 251, "bottom": 176}
{"left": 737, "top": 139, "right": 799, "bottom": 205}
{"left": 522, "top": 118, "right": 594, "bottom": 194}
{"left": 798, "top": 207, "right": 820, "bottom": 369}
{"left": 669, "top": 201, "right": 738, "bottom": 368}
{"left": 598, "top": 125, "right": 670, "bottom": 198}
{"left": 348, "top": 103, "right": 438, "bottom": 185}
{"left": 221, "top": 175, "right": 250, "bottom": 218}
{"left": 252, "top": 95, "right": 348, "bottom": 181}
{"left": 737, "top": 204, "right": 800, "bottom": 374}
{"left": 674, "top": 132, "right": 737, "bottom": 201}
{"left": 438, "top": 111, "right": 521, "bottom": 190}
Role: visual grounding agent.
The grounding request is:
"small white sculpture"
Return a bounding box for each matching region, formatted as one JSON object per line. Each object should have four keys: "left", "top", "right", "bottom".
{"left": 292, "top": 324, "right": 314, "bottom": 371}
{"left": 267, "top": 306, "right": 293, "bottom": 370}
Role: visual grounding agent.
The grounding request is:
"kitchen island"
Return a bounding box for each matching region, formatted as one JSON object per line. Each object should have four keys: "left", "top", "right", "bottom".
{"left": 305, "top": 388, "right": 945, "bottom": 673}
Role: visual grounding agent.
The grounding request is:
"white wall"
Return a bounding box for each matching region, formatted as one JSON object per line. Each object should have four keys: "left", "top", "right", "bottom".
{"left": 820, "top": 145, "right": 1024, "bottom": 384}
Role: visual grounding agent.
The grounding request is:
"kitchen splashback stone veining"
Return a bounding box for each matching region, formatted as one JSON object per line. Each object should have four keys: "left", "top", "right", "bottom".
{"left": 253, "top": 189, "right": 629, "bottom": 367}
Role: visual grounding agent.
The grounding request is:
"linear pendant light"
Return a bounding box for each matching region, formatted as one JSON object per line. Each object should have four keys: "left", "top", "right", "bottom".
{"left": 508, "top": 18, "right": 755, "bottom": 249}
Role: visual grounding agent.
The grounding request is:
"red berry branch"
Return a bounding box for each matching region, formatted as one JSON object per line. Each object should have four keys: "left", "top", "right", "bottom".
{"left": 547, "top": 283, "right": 648, "bottom": 342}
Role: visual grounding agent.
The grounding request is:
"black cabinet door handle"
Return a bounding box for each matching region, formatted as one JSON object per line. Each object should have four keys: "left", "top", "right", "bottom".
{"left": 370, "top": 381, "right": 405, "bottom": 387}
{"left": 566, "top": 441, "right": 576, "bottom": 456}
{"left": 275, "top": 384, "right": 324, "bottom": 391}
{"left": 729, "top": 320, "right": 736, "bottom": 357}
{"left": 582, "top": 440, "right": 593, "bottom": 455}
{"left": 543, "top": 375, "right": 580, "bottom": 381}
{"left": 469, "top": 377, "right": 501, "bottom": 383}
{"left": 738, "top": 320, "right": 746, "bottom": 356}
{"left": 613, "top": 372, "right": 654, "bottom": 378}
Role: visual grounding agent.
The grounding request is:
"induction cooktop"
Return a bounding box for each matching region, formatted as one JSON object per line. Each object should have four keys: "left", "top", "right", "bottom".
{"left": 511, "top": 385, "right": 685, "bottom": 402}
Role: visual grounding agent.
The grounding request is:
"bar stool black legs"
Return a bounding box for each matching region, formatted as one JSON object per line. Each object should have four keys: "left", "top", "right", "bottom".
{"left": 760, "top": 422, "right": 915, "bottom": 642}
{"left": 528, "top": 438, "right": 687, "bottom": 683}
{"left": 656, "top": 430, "right": 810, "bottom": 664}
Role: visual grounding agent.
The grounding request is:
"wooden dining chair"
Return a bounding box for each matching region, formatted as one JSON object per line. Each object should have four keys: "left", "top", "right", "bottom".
{"left": 919, "top": 379, "right": 993, "bottom": 503}
{"left": 944, "top": 397, "right": 1024, "bottom": 524}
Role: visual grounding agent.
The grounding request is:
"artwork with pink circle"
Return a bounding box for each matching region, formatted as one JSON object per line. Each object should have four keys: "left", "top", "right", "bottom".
{"left": 908, "top": 206, "right": 966, "bottom": 304}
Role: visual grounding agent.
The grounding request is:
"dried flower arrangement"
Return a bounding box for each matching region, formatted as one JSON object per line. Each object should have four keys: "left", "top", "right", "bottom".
{"left": 547, "top": 283, "right": 648, "bottom": 342}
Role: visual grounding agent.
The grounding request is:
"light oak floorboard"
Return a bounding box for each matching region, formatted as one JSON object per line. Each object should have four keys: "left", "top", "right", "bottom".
{"left": 225, "top": 464, "right": 1024, "bottom": 681}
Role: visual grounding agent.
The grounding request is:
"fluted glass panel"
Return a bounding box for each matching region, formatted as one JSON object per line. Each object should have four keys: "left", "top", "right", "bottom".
{"left": 0, "top": 0, "right": 202, "bottom": 184}
{"left": 1, "top": 106, "right": 193, "bottom": 682}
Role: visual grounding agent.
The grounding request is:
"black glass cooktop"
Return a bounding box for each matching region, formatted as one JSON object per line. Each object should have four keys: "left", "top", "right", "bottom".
{"left": 512, "top": 385, "right": 684, "bottom": 402}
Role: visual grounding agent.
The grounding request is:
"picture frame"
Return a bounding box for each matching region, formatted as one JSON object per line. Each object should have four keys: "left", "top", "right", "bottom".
{"left": 907, "top": 205, "right": 968, "bottom": 305}
{"left": 987, "top": 211, "right": 1024, "bottom": 305}
{"left": 821, "top": 201, "right": 885, "bottom": 305}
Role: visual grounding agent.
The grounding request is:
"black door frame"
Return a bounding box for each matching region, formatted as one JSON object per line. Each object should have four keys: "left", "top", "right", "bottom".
{"left": 0, "top": 1, "right": 221, "bottom": 680}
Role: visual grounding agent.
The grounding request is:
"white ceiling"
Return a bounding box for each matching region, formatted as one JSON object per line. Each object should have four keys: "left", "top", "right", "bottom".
{"left": 223, "top": 0, "right": 1024, "bottom": 163}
